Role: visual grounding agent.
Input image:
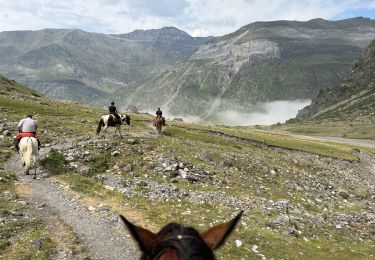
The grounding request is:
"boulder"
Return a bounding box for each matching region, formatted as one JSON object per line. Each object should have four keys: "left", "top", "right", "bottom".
{"left": 65, "top": 156, "right": 75, "bottom": 162}
{"left": 127, "top": 139, "right": 137, "bottom": 145}
{"left": 219, "top": 156, "right": 234, "bottom": 167}
{"left": 122, "top": 164, "right": 132, "bottom": 172}
{"left": 111, "top": 151, "right": 121, "bottom": 157}
{"left": 196, "top": 151, "right": 212, "bottom": 162}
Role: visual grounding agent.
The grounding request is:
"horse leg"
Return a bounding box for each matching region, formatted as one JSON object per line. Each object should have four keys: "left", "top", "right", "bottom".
{"left": 118, "top": 126, "right": 122, "bottom": 138}
{"left": 157, "top": 123, "right": 162, "bottom": 135}
{"left": 20, "top": 155, "right": 28, "bottom": 174}
{"left": 33, "top": 156, "right": 37, "bottom": 179}
{"left": 102, "top": 125, "right": 108, "bottom": 137}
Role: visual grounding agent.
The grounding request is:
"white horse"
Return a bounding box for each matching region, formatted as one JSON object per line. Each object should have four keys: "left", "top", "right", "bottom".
{"left": 19, "top": 137, "right": 38, "bottom": 178}
{"left": 96, "top": 114, "right": 130, "bottom": 138}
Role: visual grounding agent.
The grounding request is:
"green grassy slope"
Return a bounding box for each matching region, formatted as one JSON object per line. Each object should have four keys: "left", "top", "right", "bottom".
{"left": 0, "top": 75, "right": 41, "bottom": 96}
{"left": 1, "top": 77, "right": 375, "bottom": 259}
{"left": 277, "top": 39, "right": 375, "bottom": 140}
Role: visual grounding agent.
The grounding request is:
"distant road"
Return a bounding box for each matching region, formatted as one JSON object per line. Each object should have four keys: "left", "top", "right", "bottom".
{"left": 287, "top": 134, "right": 375, "bottom": 149}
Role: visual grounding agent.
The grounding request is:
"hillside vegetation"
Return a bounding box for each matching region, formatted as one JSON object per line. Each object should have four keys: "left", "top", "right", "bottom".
{"left": 120, "top": 17, "right": 375, "bottom": 117}
{"left": 0, "top": 27, "right": 210, "bottom": 104}
{"left": 1, "top": 76, "right": 375, "bottom": 259}
{"left": 1, "top": 18, "right": 375, "bottom": 118}
{"left": 277, "top": 38, "right": 375, "bottom": 140}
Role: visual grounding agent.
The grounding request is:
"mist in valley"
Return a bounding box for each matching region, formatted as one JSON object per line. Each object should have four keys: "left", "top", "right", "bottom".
{"left": 181, "top": 100, "right": 311, "bottom": 126}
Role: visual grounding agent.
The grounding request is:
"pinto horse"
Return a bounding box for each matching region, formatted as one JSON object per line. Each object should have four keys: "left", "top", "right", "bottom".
{"left": 153, "top": 116, "right": 163, "bottom": 135}
{"left": 19, "top": 137, "right": 38, "bottom": 179}
{"left": 120, "top": 211, "right": 243, "bottom": 259}
{"left": 96, "top": 114, "right": 130, "bottom": 138}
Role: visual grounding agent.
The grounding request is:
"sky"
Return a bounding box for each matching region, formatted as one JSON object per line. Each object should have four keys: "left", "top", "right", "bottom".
{"left": 0, "top": 0, "right": 374, "bottom": 36}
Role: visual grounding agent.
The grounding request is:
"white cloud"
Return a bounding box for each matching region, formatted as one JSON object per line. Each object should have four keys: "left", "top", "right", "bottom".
{"left": 0, "top": 0, "right": 374, "bottom": 36}
{"left": 183, "top": 0, "right": 366, "bottom": 36}
{"left": 205, "top": 100, "right": 312, "bottom": 126}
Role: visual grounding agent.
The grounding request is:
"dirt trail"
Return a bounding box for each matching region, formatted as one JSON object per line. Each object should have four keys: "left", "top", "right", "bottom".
{"left": 287, "top": 134, "right": 375, "bottom": 149}
{"left": 3, "top": 143, "right": 138, "bottom": 260}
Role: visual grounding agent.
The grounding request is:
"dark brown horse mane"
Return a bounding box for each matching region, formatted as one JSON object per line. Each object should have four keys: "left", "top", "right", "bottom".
{"left": 148, "top": 223, "right": 215, "bottom": 260}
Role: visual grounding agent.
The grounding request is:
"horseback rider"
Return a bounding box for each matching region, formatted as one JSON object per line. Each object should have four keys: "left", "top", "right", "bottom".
{"left": 14, "top": 115, "right": 41, "bottom": 152}
{"left": 155, "top": 108, "right": 166, "bottom": 126}
{"left": 156, "top": 108, "right": 162, "bottom": 117}
{"left": 109, "top": 101, "right": 121, "bottom": 124}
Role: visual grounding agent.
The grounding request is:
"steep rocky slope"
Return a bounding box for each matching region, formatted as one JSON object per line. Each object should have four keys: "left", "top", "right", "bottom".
{"left": 0, "top": 74, "right": 41, "bottom": 96}
{"left": 1, "top": 18, "right": 375, "bottom": 117}
{"left": 0, "top": 28, "right": 210, "bottom": 102}
{"left": 119, "top": 17, "right": 375, "bottom": 117}
{"left": 298, "top": 38, "right": 375, "bottom": 119}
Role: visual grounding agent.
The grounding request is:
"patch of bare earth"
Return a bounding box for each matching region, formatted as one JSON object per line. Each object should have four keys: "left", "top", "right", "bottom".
{"left": 4, "top": 144, "right": 138, "bottom": 260}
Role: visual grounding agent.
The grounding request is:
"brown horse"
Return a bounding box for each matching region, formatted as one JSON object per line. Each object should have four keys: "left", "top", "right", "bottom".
{"left": 96, "top": 114, "right": 130, "bottom": 137}
{"left": 153, "top": 116, "right": 163, "bottom": 135}
{"left": 120, "top": 211, "right": 243, "bottom": 259}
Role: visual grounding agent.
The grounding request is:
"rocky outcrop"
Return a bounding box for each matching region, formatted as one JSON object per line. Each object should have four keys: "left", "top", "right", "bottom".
{"left": 0, "top": 28, "right": 211, "bottom": 104}
{"left": 297, "top": 38, "right": 375, "bottom": 119}
{"left": 1, "top": 18, "right": 375, "bottom": 118}
{"left": 121, "top": 18, "right": 375, "bottom": 117}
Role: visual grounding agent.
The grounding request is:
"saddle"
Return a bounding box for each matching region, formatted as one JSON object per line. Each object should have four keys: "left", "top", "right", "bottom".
{"left": 110, "top": 113, "right": 121, "bottom": 124}
{"left": 14, "top": 132, "right": 40, "bottom": 152}
{"left": 15, "top": 132, "right": 38, "bottom": 140}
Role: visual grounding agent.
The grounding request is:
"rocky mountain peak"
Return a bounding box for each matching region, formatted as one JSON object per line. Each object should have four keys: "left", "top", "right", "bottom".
{"left": 114, "top": 26, "right": 194, "bottom": 41}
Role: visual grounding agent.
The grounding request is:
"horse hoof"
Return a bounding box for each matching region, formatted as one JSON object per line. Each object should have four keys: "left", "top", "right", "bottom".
{"left": 33, "top": 176, "right": 36, "bottom": 179}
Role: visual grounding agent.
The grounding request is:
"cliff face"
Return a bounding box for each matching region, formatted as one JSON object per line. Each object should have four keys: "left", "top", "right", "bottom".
{"left": 297, "top": 39, "right": 375, "bottom": 119}
{"left": 0, "top": 28, "right": 211, "bottom": 103}
{"left": 1, "top": 18, "right": 375, "bottom": 117}
{"left": 117, "top": 18, "right": 375, "bottom": 116}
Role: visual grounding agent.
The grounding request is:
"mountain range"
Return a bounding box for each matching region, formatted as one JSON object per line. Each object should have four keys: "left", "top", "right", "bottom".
{"left": 1, "top": 17, "right": 375, "bottom": 118}
{"left": 0, "top": 27, "right": 210, "bottom": 104}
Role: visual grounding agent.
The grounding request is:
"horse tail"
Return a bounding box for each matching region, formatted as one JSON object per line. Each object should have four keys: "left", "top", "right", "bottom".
{"left": 97, "top": 118, "right": 104, "bottom": 134}
{"left": 23, "top": 138, "right": 34, "bottom": 173}
{"left": 126, "top": 115, "right": 131, "bottom": 125}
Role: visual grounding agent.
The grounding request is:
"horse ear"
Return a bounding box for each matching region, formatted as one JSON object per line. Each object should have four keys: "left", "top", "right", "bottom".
{"left": 119, "top": 215, "right": 157, "bottom": 252}
{"left": 200, "top": 211, "right": 243, "bottom": 250}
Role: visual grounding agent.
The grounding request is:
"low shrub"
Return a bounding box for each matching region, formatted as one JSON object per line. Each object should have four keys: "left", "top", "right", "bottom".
{"left": 39, "top": 149, "right": 65, "bottom": 174}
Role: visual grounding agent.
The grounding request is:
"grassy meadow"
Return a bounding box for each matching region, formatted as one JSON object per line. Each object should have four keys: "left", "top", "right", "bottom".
{"left": 1, "top": 85, "right": 375, "bottom": 259}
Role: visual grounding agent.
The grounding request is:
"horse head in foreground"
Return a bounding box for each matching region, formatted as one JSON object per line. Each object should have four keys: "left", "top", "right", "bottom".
{"left": 19, "top": 137, "right": 38, "bottom": 179}
{"left": 120, "top": 211, "right": 243, "bottom": 259}
{"left": 96, "top": 114, "right": 130, "bottom": 137}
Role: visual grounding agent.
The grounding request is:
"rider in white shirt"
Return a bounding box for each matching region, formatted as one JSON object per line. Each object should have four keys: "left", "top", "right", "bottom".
{"left": 14, "top": 115, "right": 40, "bottom": 151}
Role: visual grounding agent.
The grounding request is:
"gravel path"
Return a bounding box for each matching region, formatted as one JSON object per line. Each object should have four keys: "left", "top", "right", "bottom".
{"left": 288, "top": 134, "right": 375, "bottom": 148}
{"left": 3, "top": 146, "right": 139, "bottom": 260}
